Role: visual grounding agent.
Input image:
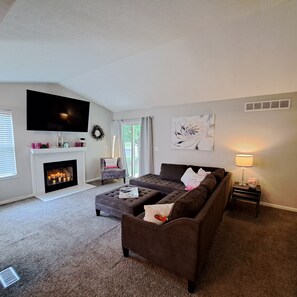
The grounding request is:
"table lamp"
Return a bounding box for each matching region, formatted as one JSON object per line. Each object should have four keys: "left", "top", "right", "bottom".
{"left": 235, "top": 154, "right": 253, "bottom": 186}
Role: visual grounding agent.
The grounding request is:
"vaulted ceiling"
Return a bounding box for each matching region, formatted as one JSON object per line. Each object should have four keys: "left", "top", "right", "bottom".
{"left": 0, "top": 0, "right": 296, "bottom": 112}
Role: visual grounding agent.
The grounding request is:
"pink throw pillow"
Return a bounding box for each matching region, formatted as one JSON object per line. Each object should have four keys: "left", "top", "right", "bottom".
{"left": 104, "top": 158, "right": 118, "bottom": 169}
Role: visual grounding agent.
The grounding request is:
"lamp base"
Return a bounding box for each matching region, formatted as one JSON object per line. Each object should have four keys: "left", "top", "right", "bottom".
{"left": 238, "top": 168, "right": 246, "bottom": 186}
{"left": 238, "top": 181, "right": 247, "bottom": 186}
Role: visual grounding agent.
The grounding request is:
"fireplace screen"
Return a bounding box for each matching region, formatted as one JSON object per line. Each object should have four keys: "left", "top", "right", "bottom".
{"left": 43, "top": 160, "right": 78, "bottom": 193}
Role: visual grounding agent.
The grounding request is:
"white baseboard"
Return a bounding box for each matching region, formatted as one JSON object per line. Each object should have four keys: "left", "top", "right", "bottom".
{"left": 261, "top": 201, "right": 297, "bottom": 212}
{"left": 86, "top": 177, "right": 101, "bottom": 183}
{"left": 0, "top": 194, "right": 33, "bottom": 206}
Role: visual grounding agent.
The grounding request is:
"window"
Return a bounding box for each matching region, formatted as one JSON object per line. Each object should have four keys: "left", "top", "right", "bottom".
{"left": 122, "top": 121, "right": 141, "bottom": 177}
{"left": 0, "top": 110, "right": 17, "bottom": 179}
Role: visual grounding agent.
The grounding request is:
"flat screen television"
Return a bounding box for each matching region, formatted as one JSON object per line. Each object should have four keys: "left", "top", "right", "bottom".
{"left": 26, "top": 90, "right": 90, "bottom": 132}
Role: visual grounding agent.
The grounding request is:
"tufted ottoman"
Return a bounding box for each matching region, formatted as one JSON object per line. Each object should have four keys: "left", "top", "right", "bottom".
{"left": 95, "top": 185, "right": 162, "bottom": 218}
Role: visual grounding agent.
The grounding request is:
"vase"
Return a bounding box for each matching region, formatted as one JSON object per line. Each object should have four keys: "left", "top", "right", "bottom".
{"left": 57, "top": 132, "right": 63, "bottom": 148}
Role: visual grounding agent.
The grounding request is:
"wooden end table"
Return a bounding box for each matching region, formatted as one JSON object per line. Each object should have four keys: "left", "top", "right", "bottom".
{"left": 230, "top": 182, "right": 261, "bottom": 217}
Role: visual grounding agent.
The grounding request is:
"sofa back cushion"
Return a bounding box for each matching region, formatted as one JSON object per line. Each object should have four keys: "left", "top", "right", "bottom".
{"left": 199, "top": 173, "right": 217, "bottom": 196}
{"left": 212, "top": 168, "right": 225, "bottom": 183}
{"left": 190, "top": 165, "right": 221, "bottom": 173}
{"left": 168, "top": 186, "right": 208, "bottom": 220}
{"left": 160, "top": 163, "right": 187, "bottom": 182}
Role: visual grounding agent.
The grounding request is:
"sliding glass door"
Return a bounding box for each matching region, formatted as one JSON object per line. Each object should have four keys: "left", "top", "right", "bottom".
{"left": 122, "top": 121, "right": 140, "bottom": 177}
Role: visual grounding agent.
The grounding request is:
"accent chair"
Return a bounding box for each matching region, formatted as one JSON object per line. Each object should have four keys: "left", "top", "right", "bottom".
{"left": 100, "top": 157, "right": 126, "bottom": 185}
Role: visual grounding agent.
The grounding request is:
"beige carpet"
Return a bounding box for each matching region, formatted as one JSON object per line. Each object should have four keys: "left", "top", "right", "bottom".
{"left": 0, "top": 183, "right": 296, "bottom": 297}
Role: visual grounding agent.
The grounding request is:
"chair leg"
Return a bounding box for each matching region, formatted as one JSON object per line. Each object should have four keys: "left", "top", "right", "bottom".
{"left": 96, "top": 209, "right": 100, "bottom": 216}
{"left": 123, "top": 177, "right": 126, "bottom": 183}
{"left": 102, "top": 179, "right": 104, "bottom": 185}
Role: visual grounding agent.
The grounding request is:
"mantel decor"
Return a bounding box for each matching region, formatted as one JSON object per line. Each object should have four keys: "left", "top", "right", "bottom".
{"left": 91, "top": 125, "right": 105, "bottom": 141}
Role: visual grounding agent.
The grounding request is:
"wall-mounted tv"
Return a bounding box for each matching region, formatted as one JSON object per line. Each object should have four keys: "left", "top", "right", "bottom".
{"left": 26, "top": 90, "right": 90, "bottom": 132}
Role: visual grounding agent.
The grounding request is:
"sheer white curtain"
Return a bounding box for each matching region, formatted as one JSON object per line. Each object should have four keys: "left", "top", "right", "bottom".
{"left": 139, "top": 116, "right": 154, "bottom": 176}
{"left": 111, "top": 120, "right": 129, "bottom": 175}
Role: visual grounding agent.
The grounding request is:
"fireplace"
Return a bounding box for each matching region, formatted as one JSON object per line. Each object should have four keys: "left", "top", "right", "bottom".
{"left": 30, "top": 147, "right": 95, "bottom": 201}
{"left": 43, "top": 160, "right": 78, "bottom": 193}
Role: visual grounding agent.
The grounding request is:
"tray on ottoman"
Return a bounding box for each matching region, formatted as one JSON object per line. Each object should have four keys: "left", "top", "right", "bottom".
{"left": 95, "top": 185, "right": 162, "bottom": 218}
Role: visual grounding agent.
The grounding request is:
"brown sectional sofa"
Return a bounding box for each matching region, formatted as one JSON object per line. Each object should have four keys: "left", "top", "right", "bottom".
{"left": 129, "top": 163, "right": 225, "bottom": 194}
{"left": 121, "top": 163, "right": 232, "bottom": 293}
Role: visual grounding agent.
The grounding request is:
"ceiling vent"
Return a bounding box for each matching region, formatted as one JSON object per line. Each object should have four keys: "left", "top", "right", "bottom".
{"left": 244, "top": 99, "right": 291, "bottom": 112}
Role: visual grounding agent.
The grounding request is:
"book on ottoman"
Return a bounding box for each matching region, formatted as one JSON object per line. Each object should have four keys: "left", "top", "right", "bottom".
{"left": 119, "top": 187, "right": 139, "bottom": 198}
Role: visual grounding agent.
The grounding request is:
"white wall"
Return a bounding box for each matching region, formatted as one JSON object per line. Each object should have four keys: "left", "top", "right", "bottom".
{"left": 0, "top": 83, "right": 112, "bottom": 204}
{"left": 114, "top": 92, "right": 297, "bottom": 210}
{"left": 61, "top": 1, "right": 297, "bottom": 113}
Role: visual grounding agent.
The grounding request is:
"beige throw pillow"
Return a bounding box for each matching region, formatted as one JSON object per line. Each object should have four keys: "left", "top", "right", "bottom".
{"left": 143, "top": 203, "right": 174, "bottom": 225}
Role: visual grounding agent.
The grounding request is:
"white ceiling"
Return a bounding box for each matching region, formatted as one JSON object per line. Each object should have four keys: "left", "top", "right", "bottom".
{"left": 0, "top": 0, "right": 296, "bottom": 112}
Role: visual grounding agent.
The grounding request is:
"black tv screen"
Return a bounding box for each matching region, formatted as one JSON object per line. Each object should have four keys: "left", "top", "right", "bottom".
{"left": 26, "top": 90, "right": 90, "bottom": 132}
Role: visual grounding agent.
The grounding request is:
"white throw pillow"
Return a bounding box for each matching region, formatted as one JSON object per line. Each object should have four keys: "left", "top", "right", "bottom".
{"left": 181, "top": 167, "right": 205, "bottom": 190}
{"left": 143, "top": 203, "right": 174, "bottom": 225}
{"left": 197, "top": 168, "right": 211, "bottom": 177}
{"left": 104, "top": 158, "right": 118, "bottom": 168}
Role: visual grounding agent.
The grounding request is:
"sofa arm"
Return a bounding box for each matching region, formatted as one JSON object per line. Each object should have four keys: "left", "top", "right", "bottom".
{"left": 121, "top": 214, "right": 201, "bottom": 281}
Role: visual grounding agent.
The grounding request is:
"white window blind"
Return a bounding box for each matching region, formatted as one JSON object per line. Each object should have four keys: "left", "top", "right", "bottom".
{"left": 0, "top": 110, "right": 17, "bottom": 178}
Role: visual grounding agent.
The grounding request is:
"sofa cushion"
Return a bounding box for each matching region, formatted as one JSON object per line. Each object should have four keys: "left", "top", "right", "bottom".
{"left": 157, "top": 190, "right": 186, "bottom": 204}
{"left": 212, "top": 168, "right": 225, "bottom": 182}
{"left": 160, "top": 163, "right": 188, "bottom": 182}
{"left": 199, "top": 173, "right": 217, "bottom": 196}
{"left": 143, "top": 203, "right": 174, "bottom": 225}
{"left": 168, "top": 186, "right": 208, "bottom": 220}
{"left": 130, "top": 174, "right": 185, "bottom": 194}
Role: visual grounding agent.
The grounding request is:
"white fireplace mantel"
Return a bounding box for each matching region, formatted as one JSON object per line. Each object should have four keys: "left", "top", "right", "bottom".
{"left": 30, "top": 147, "right": 94, "bottom": 201}
{"left": 30, "top": 147, "right": 87, "bottom": 155}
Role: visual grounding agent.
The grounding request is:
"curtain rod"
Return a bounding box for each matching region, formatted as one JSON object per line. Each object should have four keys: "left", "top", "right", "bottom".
{"left": 112, "top": 116, "right": 153, "bottom": 122}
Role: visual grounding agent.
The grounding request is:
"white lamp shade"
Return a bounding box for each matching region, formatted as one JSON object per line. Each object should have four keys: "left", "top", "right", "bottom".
{"left": 235, "top": 154, "right": 253, "bottom": 167}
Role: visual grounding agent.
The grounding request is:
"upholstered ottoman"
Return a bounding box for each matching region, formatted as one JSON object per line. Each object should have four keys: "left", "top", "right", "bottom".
{"left": 95, "top": 185, "right": 162, "bottom": 218}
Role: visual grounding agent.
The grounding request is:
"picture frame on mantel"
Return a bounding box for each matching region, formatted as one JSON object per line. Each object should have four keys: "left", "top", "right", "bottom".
{"left": 171, "top": 114, "right": 215, "bottom": 151}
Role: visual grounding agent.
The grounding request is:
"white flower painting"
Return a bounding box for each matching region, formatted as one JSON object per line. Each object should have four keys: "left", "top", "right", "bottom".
{"left": 171, "top": 114, "right": 215, "bottom": 150}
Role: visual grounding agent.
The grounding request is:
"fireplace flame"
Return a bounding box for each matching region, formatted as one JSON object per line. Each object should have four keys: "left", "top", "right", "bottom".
{"left": 47, "top": 169, "right": 72, "bottom": 185}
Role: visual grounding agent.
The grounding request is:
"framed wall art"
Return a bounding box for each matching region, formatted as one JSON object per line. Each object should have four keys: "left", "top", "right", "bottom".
{"left": 171, "top": 114, "right": 215, "bottom": 151}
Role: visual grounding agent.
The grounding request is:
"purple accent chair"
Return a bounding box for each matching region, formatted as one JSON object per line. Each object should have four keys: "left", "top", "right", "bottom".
{"left": 100, "top": 157, "right": 126, "bottom": 185}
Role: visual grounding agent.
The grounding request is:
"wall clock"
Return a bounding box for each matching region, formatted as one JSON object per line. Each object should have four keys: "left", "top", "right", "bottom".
{"left": 91, "top": 125, "right": 105, "bottom": 141}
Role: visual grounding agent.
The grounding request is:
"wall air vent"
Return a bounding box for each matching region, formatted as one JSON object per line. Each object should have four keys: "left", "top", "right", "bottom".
{"left": 244, "top": 99, "right": 291, "bottom": 112}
